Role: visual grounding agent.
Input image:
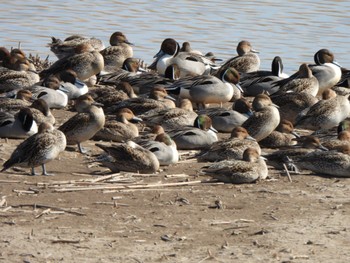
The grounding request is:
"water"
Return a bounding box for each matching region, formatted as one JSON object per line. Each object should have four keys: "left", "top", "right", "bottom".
{"left": 0, "top": 0, "right": 349, "bottom": 74}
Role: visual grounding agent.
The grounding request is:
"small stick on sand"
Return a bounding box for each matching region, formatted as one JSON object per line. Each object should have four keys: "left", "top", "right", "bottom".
{"left": 11, "top": 204, "right": 86, "bottom": 216}
{"left": 283, "top": 163, "right": 293, "bottom": 182}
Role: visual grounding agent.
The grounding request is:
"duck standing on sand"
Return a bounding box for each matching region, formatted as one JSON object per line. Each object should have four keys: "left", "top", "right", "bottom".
{"left": 1, "top": 122, "right": 66, "bottom": 176}
{"left": 59, "top": 94, "right": 105, "bottom": 153}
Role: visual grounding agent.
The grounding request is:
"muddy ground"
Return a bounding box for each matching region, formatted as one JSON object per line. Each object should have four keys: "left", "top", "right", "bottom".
{"left": 0, "top": 108, "right": 349, "bottom": 263}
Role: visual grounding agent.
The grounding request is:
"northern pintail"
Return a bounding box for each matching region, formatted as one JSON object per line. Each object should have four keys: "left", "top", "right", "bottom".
{"left": 105, "top": 86, "right": 176, "bottom": 115}
{"left": 138, "top": 133, "right": 179, "bottom": 165}
{"left": 279, "top": 49, "right": 341, "bottom": 96}
{"left": 40, "top": 43, "right": 104, "bottom": 82}
{"left": 1, "top": 122, "right": 66, "bottom": 176}
{"left": 271, "top": 92, "right": 318, "bottom": 124}
{"left": 167, "top": 114, "right": 218, "bottom": 150}
{"left": 242, "top": 94, "right": 280, "bottom": 142}
{"left": 93, "top": 108, "right": 141, "bottom": 142}
{"left": 198, "top": 97, "right": 253, "bottom": 133}
{"left": 98, "top": 57, "right": 172, "bottom": 95}
{"left": 312, "top": 49, "right": 342, "bottom": 96}
{"left": 59, "top": 94, "right": 105, "bottom": 153}
{"left": 166, "top": 67, "right": 241, "bottom": 108}
{"left": 197, "top": 126, "right": 260, "bottom": 162}
{"left": 322, "top": 130, "right": 350, "bottom": 153}
{"left": 28, "top": 98, "right": 55, "bottom": 126}
{"left": 0, "top": 89, "right": 33, "bottom": 112}
{"left": 56, "top": 69, "right": 89, "bottom": 99}
{"left": 139, "top": 98, "right": 198, "bottom": 130}
{"left": 95, "top": 140, "right": 160, "bottom": 173}
{"left": 259, "top": 119, "right": 299, "bottom": 148}
{"left": 28, "top": 77, "right": 69, "bottom": 109}
{"left": 202, "top": 148, "right": 268, "bottom": 184}
{"left": 291, "top": 149, "right": 350, "bottom": 177}
{"left": 91, "top": 81, "right": 137, "bottom": 108}
{"left": 264, "top": 136, "right": 328, "bottom": 172}
{"left": 48, "top": 34, "right": 105, "bottom": 59}
{"left": 180, "top": 41, "right": 203, "bottom": 56}
{"left": 0, "top": 108, "right": 38, "bottom": 139}
{"left": 240, "top": 56, "right": 289, "bottom": 96}
{"left": 295, "top": 93, "right": 350, "bottom": 131}
{"left": 0, "top": 64, "right": 39, "bottom": 93}
{"left": 100, "top": 32, "right": 134, "bottom": 74}
{"left": 272, "top": 63, "right": 319, "bottom": 97}
{"left": 148, "top": 38, "right": 216, "bottom": 77}
{"left": 220, "top": 40, "right": 260, "bottom": 73}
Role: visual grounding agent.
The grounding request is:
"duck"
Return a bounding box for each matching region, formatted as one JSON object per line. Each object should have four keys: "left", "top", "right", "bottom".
{"left": 272, "top": 63, "right": 319, "bottom": 97}
{"left": 97, "top": 57, "right": 145, "bottom": 85}
{"left": 166, "top": 66, "right": 241, "bottom": 109}
{"left": 0, "top": 108, "right": 38, "bottom": 139}
{"left": 28, "top": 98, "right": 55, "bottom": 126}
{"left": 148, "top": 38, "right": 216, "bottom": 77}
{"left": 312, "top": 49, "right": 342, "bottom": 96}
{"left": 264, "top": 136, "right": 328, "bottom": 172}
{"left": 90, "top": 81, "right": 137, "bottom": 108}
{"left": 40, "top": 43, "right": 104, "bottom": 82}
{"left": 259, "top": 119, "right": 300, "bottom": 148}
{"left": 197, "top": 126, "right": 261, "bottom": 162}
{"left": 180, "top": 41, "right": 204, "bottom": 56}
{"left": 55, "top": 69, "right": 89, "bottom": 99}
{"left": 271, "top": 92, "right": 318, "bottom": 124}
{"left": 295, "top": 93, "right": 350, "bottom": 131}
{"left": 198, "top": 97, "right": 253, "bottom": 133}
{"left": 240, "top": 56, "right": 289, "bottom": 96}
{"left": 95, "top": 140, "right": 160, "bottom": 173}
{"left": 105, "top": 86, "right": 176, "bottom": 115}
{"left": 278, "top": 49, "right": 341, "bottom": 97}
{"left": 98, "top": 57, "right": 173, "bottom": 95}
{"left": 93, "top": 108, "right": 141, "bottom": 142}
{"left": 48, "top": 34, "right": 105, "bottom": 59}
{"left": 138, "top": 133, "right": 179, "bottom": 165}
{"left": 242, "top": 94, "right": 280, "bottom": 141}
{"left": 291, "top": 147, "right": 350, "bottom": 177}
{"left": 0, "top": 62, "right": 39, "bottom": 93}
{"left": 201, "top": 148, "right": 268, "bottom": 184}
{"left": 0, "top": 89, "right": 33, "bottom": 112}
{"left": 1, "top": 122, "right": 66, "bottom": 176}
{"left": 58, "top": 94, "right": 105, "bottom": 153}
{"left": 219, "top": 40, "right": 260, "bottom": 73}
{"left": 322, "top": 129, "right": 350, "bottom": 152}
{"left": 100, "top": 32, "right": 134, "bottom": 74}
{"left": 167, "top": 114, "right": 218, "bottom": 150}
{"left": 139, "top": 98, "right": 198, "bottom": 130}
{"left": 27, "top": 76, "right": 69, "bottom": 109}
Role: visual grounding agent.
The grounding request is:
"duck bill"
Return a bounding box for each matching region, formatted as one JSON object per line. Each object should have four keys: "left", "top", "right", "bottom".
{"left": 332, "top": 60, "right": 341, "bottom": 67}
{"left": 74, "top": 78, "right": 86, "bottom": 89}
{"left": 318, "top": 145, "right": 329, "bottom": 151}
{"left": 153, "top": 49, "right": 165, "bottom": 59}
{"left": 272, "top": 103, "right": 279, "bottom": 108}
{"left": 246, "top": 135, "right": 256, "bottom": 141}
{"left": 125, "top": 40, "right": 134, "bottom": 46}
{"left": 58, "top": 85, "right": 70, "bottom": 94}
{"left": 209, "top": 126, "right": 218, "bottom": 133}
{"left": 251, "top": 49, "right": 259, "bottom": 54}
{"left": 92, "top": 101, "right": 104, "bottom": 107}
{"left": 235, "top": 83, "right": 244, "bottom": 93}
{"left": 165, "top": 95, "right": 177, "bottom": 101}
{"left": 131, "top": 116, "right": 143, "bottom": 123}
{"left": 291, "top": 131, "right": 301, "bottom": 138}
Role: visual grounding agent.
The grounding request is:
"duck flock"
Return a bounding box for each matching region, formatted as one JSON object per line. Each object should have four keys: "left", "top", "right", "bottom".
{"left": 1, "top": 31, "right": 350, "bottom": 181}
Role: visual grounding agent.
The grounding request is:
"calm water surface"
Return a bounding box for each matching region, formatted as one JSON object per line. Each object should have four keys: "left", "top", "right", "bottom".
{"left": 0, "top": 0, "right": 349, "bottom": 73}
